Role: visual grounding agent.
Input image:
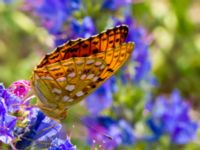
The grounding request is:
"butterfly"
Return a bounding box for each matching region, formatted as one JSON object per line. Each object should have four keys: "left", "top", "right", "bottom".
{"left": 31, "top": 25, "right": 134, "bottom": 120}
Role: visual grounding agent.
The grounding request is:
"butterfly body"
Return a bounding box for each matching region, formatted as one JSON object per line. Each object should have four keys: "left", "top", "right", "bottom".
{"left": 31, "top": 25, "right": 134, "bottom": 120}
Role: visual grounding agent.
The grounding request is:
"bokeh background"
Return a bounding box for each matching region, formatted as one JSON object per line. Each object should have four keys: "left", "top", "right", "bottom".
{"left": 0, "top": 0, "right": 200, "bottom": 149}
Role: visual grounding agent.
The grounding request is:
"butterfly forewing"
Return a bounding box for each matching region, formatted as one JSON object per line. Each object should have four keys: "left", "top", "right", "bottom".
{"left": 31, "top": 25, "right": 134, "bottom": 120}
{"left": 37, "top": 25, "right": 128, "bottom": 68}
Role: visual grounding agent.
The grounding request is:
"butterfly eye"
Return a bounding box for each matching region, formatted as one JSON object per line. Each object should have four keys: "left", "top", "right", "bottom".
{"left": 31, "top": 25, "right": 134, "bottom": 120}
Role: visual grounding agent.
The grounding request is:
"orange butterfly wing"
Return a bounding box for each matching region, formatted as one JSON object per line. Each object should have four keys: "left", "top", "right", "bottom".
{"left": 31, "top": 25, "right": 134, "bottom": 120}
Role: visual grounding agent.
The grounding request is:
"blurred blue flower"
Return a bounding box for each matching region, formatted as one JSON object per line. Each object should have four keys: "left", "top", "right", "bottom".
{"left": 25, "top": 0, "right": 81, "bottom": 34}
{"left": 145, "top": 90, "right": 198, "bottom": 144}
{"left": 102, "top": 0, "right": 132, "bottom": 10}
{"left": 114, "top": 15, "right": 154, "bottom": 85}
{"left": 55, "top": 16, "right": 96, "bottom": 46}
{"left": 48, "top": 137, "right": 76, "bottom": 150}
{"left": 69, "top": 16, "right": 96, "bottom": 38}
{"left": 85, "top": 77, "right": 117, "bottom": 115}
{"left": 3, "top": 0, "right": 14, "bottom": 4}
{"left": 82, "top": 116, "right": 135, "bottom": 149}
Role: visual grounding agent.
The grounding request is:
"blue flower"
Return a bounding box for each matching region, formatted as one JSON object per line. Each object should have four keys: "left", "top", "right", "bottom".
{"left": 2, "top": 0, "right": 14, "bottom": 4}
{"left": 114, "top": 15, "right": 153, "bottom": 85}
{"left": 0, "top": 83, "right": 22, "bottom": 113}
{"left": 101, "top": 0, "right": 132, "bottom": 11}
{"left": 0, "top": 82, "right": 67, "bottom": 149}
{"left": 145, "top": 90, "right": 198, "bottom": 144}
{"left": 82, "top": 116, "right": 135, "bottom": 149}
{"left": 55, "top": 16, "right": 96, "bottom": 46}
{"left": 15, "top": 108, "right": 62, "bottom": 149}
{"left": 48, "top": 137, "right": 76, "bottom": 150}
{"left": 0, "top": 98, "right": 17, "bottom": 144}
{"left": 0, "top": 98, "right": 6, "bottom": 116}
{"left": 0, "top": 83, "right": 17, "bottom": 144}
{"left": 25, "top": 0, "right": 81, "bottom": 34}
{"left": 0, "top": 114, "right": 16, "bottom": 144}
{"left": 70, "top": 17, "right": 96, "bottom": 38}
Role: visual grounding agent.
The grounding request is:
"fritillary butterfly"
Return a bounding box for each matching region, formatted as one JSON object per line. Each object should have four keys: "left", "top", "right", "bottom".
{"left": 31, "top": 25, "right": 134, "bottom": 120}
